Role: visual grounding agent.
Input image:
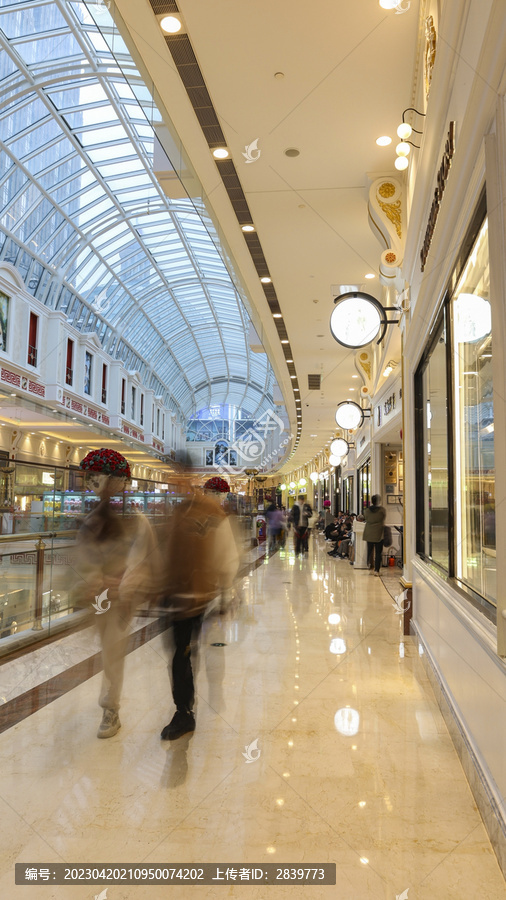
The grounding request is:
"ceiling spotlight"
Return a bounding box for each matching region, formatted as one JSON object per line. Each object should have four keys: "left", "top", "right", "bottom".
{"left": 242, "top": 224, "right": 255, "bottom": 232}
{"left": 364, "top": 273, "right": 375, "bottom": 279}
{"left": 379, "top": 0, "right": 399, "bottom": 7}
{"left": 160, "top": 14, "right": 182, "bottom": 33}
{"left": 212, "top": 147, "right": 229, "bottom": 159}
{"left": 395, "top": 157, "right": 409, "bottom": 171}
{"left": 376, "top": 135, "right": 392, "bottom": 146}
{"left": 261, "top": 276, "right": 272, "bottom": 284}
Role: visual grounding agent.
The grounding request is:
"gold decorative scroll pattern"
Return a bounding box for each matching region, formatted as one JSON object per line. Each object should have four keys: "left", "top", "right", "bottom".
{"left": 377, "top": 197, "right": 402, "bottom": 239}
{"left": 359, "top": 352, "right": 371, "bottom": 379}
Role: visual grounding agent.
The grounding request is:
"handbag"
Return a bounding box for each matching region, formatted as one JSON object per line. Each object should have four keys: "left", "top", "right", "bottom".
{"left": 383, "top": 525, "right": 392, "bottom": 547}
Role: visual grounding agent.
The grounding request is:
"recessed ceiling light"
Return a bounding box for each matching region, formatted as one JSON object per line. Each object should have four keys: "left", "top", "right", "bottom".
{"left": 273, "top": 313, "right": 282, "bottom": 318}
{"left": 284, "top": 148, "right": 300, "bottom": 157}
{"left": 352, "top": 375, "right": 359, "bottom": 378}
{"left": 212, "top": 147, "right": 229, "bottom": 159}
{"left": 365, "top": 273, "right": 375, "bottom": 279}
{"left": 261, "top": 276, "right": 272, "bottom": 283}
{"left": 294, "top": 388, "right": 300, "bottom": 392}
{"left": 376, "top": 135, "right": 392, "bottom": 146}
{"left": 286, "top": 359, "right": 293, "bottom": 363}
{"left": 281, "top": 340, "right": 289, "bottom": 344}
{"left": 242, "top": 224, "right": 255, "bottom": 232}
{"left": 160, "top": 15, "right": 182, "bottom": 33}
{"left": 290, "top": 375, "right": 296, "bottom": 379}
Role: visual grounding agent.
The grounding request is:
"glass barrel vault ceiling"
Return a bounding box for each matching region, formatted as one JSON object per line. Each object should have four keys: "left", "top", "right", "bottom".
{"left": 0, "top": 0, "right": 278, "bottom": 423}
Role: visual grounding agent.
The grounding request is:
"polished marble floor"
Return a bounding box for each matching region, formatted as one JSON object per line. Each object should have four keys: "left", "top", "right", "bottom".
{"left": 0, "top": 536, "right": 505, "bottom": 899}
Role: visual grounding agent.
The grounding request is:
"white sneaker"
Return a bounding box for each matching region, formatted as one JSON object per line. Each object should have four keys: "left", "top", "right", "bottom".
{"left": 97, "top": 708, "right": 121, "bottom": 739}
{"left": 373, "top": 571, "right": 380, "bottom": 577}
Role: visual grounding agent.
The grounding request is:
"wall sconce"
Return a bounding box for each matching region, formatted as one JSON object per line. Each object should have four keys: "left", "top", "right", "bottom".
{"left": 330, "top": 438, "right": 349, "bottom": 457}
{"left": 335, "top": 401, "right": 371, "bottom": 431}
{"left": 382, "top": 360, "right": 398, "bottom": 378}
{"left": 394, "top": 107, "right": 425, "bottom": 170}
{"left": 330, "top": 292, "right": 400, "bottom": 348}
{"left": 394, "top": 108, "right": 424, "bottom": 169}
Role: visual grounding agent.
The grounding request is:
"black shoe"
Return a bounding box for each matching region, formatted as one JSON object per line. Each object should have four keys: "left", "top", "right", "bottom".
{"left": 161, "top": 709, "right": 195, "bottom": 740}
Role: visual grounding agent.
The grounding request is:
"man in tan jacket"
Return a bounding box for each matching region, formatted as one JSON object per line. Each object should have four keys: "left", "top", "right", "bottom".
{"left": 159, "top": 491, "right": 239, "bottom": 740}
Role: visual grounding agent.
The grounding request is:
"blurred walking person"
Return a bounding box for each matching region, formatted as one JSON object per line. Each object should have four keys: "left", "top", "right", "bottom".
{"left": 73, "top": 449, "right": 158, "bottom": 738}
{"left": 159, "top": 490, "right": 239, "bottom": 740}
{"left": 291, "top": 494, "right": 312, "bottom": 555}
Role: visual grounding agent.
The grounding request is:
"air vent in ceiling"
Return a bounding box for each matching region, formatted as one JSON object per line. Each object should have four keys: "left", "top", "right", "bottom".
{"left": 308, "top": 374, "right": 321, "bottom": 390}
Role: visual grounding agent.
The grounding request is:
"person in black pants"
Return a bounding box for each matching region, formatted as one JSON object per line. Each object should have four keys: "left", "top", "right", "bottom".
{"left": 362, "top": 495, "right": 386, "bottom": 576}
{"left": 159, "top": 491, "right": 239, "bottom": 740}
{"left": 291, "top": 495, "right": 312, "bottom": 554}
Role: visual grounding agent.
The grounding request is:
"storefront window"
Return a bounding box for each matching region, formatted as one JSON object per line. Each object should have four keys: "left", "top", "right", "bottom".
{"left": 358, "top": 459, "right": 371, "bottom": 513}
{"left": 415, "top": 204, "right": 495, "bottom": 609}
{"left": 418, "top": 314, "right": 450, "bottom": 571}
{"left": 452, "top": 219, "right": 495, "bottom": 603}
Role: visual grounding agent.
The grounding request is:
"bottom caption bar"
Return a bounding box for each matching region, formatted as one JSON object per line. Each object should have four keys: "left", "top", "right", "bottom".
{"left": 16, "top": 864, "right": 336, "bottom": 885}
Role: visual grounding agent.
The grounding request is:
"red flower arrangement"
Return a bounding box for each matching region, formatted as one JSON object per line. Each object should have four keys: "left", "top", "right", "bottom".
{"left": 80, "top": 448, "right": 131, "bottom": 480}
{"left": 204, "top": 476, "right": 230, "bottom": 493}
{"left": 323, "top": 500, "right": 331, "bottom": 508}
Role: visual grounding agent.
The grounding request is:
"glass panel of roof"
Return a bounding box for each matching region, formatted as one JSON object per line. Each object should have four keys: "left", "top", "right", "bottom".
{"left": 0, "top": 0, "right": 282, "bottom": 425}
{"left": 12, "top": 33, "right": 83, "bottom": 65}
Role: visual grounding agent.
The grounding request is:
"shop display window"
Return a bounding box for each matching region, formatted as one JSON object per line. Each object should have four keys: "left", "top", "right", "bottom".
{"left": 415, "top": 203, "right": 495, "bottom": 609}
{"left": 416, "top": 312, "right": 450, "bottom": 572}
{"left": 452, "top": 218, "right": 495, "bottom": 603}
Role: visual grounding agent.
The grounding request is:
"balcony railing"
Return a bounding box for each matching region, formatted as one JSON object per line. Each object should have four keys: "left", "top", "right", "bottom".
{"left": 27, "top": 344, "right": 37, "bottom": 367}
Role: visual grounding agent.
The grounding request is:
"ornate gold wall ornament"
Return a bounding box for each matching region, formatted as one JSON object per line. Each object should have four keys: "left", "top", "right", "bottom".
{"left": 377, "top": 198, "right": 402, "bottom": 239}
{"left": 425, "top": 16, "right": 437, "bottom": 100}
{"left": 378, "top": 182, "right": 396, "bottom": 199}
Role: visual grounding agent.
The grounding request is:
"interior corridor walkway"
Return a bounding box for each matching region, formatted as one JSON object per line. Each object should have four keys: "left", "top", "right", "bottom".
{"left": 1, "top": 535, "right": 505, "bottom": 899}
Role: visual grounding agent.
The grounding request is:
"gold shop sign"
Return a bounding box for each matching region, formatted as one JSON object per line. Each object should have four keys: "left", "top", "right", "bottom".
{"left": 420, "top": 121, "right": 456, "bottom": 272}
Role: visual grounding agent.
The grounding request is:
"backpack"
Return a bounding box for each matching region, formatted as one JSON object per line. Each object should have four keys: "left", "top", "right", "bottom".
{"left": 383, "top": 525, "right": 393, "bottom": 548}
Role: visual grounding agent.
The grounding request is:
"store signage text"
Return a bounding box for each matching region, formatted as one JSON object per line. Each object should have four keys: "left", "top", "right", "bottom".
{"left": 384, "top": 393, "right": 396, "bottom": 416}
{"left": 420, "top": 122, "right": 455, "bottom": 272}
